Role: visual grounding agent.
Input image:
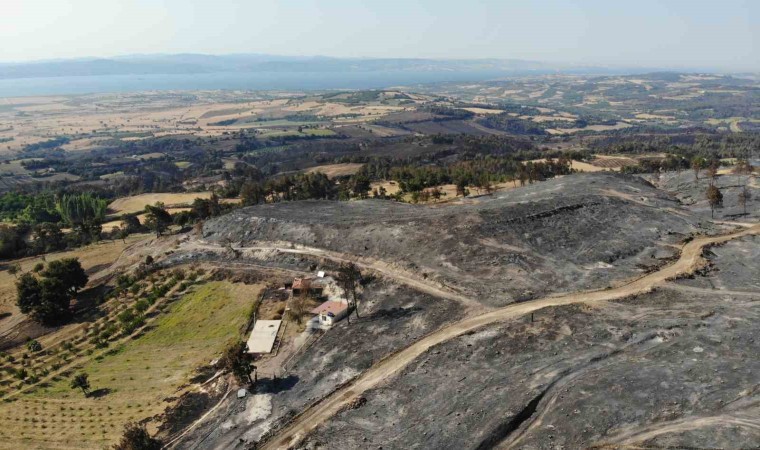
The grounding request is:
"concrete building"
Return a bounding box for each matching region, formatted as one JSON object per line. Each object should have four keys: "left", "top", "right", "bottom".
{"left": 311, "top": 300, "right": 349, "bottom": 327}
{"left": 246, "top": 319, "right": 282, "bottom": 354}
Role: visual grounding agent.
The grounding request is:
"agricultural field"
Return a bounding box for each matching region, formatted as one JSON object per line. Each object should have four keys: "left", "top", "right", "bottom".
{"left": 416, "top": 73, "right": 759, "bottom": 133}
{"left": 0, "top": 275, "right": 261, "bottom": 450}
{"left": 304, "top": 163, "right": 364, "bottom": 178}
{"left": 108, "top": 192, "right": 215, "bottom": 215}
{"left": 0, "top": 89, "right": 428, "bottom": 159}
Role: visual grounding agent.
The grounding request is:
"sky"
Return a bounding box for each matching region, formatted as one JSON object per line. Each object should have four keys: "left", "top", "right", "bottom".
{"left": 1, "top": 0, "right": 758, "bottom": 71}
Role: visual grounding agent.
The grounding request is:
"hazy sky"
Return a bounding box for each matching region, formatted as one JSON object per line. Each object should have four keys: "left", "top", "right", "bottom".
{"left": 2, "top": 0, "right": 758, "bottom": 70}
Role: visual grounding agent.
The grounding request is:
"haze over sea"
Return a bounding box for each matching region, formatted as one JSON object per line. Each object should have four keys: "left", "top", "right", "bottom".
{"left": 0, "top": 70, "right": 519, "bottom": 97}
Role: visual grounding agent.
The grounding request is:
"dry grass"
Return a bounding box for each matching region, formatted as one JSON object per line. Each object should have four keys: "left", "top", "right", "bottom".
{"left": 0, "top": 236, "right": 147, "bottom": 313}
{"left": 590, "top": 155, "right": 637, "bottom": 169}
{"left": 546, "top": 122, "right": 632, "bottom": 135}
{"left": 305, "top": 163, "right": 364, "bottom": 178}
{"left": 461, "top": 107, "right": 504, "bottom": 115}
{"left": 369, "top": 181, "right": 517, "bottom": 204}
{"left": 529, "top": 158, "right": 614, "bottom": 173}
{"left": 108, "top": 193, "right": 214, "bottom": 215}
{"left": 370, "top": 181, "right": 401, "bottom": 196}
{"left": 569, "top": 161, "right": 614, "bottom": 172}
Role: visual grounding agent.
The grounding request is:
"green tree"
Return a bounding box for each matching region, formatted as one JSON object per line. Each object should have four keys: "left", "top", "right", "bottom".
{"left": 16, "top": 273, "right": 42, "bottom": 314}
{"left": 31, "top": 223, "right": 64, "bottom": 253}
{"left": 70, "top": 373, "right": 90, "bottom": 397}
{"left": 112, "top": 422, "right": 162, "bottom": 450}
{"left": 55, "top": 193, "right": 107, "bottom": 235}
{"left": 220, "top": 341, "right": 255, "bottom": 385}
{"left": 16, "top": 258, "right": 87, "bottom": 325}
{"left": 41, "top": 258, "right": 88, "bottom": 296}
{"left": 0, "top": 224, "right": 26, "bottom": 259}
{"left": 241, "top": 181, "right": 265, "bottom": 206}
{"left": 16, "top": 273, "right": 73, "bottom": 325}
{"left": 454, "top": 178, "right": 467, "bottom": 197}
{"left": 191, "top": 195, "right": 222, "bottom": 220}
{"left": 351, "top": 174, "right": 371, "bottom": 199}
{"left": 144, "top": 203, "right": 173, "bottom": 237}
{"left": 121, "top": 214, "right": 143, "bottom": 233}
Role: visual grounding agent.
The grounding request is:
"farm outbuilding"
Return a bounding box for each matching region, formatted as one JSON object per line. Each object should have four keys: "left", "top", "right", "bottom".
{"left": 246, "top": 320, "right": 282, "bottom": 354}
{"left": 292, "top": 277, "right": 326, "bottom": 297}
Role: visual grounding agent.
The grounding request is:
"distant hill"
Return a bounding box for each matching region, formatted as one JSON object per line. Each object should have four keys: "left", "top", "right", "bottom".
{"left": 0, "top": 54, "right": 612, "bottom": 80}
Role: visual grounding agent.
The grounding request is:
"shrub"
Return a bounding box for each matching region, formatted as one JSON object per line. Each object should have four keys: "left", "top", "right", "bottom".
{"left": 171, "top": 269, "right": 186, "bottom": 281}
{"left": 14, "top": 368, "right": 28, "bottom": 380}
{"left": 26, "top": 340, "right": 42, "bottom": 353}
{"left": 116, "top": 274, "right": 134, "bottom": 290}
{"left": 134, "top": 299, "right": 150, "bottom": 313}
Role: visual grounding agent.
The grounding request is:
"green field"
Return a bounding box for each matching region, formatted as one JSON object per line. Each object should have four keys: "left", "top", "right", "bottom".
{"left": 0, "top": 281, "right": 261, "bottom": 450}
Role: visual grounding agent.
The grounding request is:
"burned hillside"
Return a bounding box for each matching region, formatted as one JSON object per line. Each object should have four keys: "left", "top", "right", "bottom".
{"left": 297, "top": 229, "right": 760, "bottom": 450}
{"left": 202, "top": 173, "right": 713, "bottom": 307}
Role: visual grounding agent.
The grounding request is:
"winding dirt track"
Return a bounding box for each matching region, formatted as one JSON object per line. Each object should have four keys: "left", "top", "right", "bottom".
{"left": 598, "top": 413, "right": 760, "bottom": 446}
{"left": 249, "top": 225, "right": 760, "bottom": 449}
{"left": 191, "top": 240, "right": 483, "bottom": 310}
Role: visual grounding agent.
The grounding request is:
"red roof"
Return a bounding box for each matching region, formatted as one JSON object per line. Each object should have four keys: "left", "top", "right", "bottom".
{"left": 293, "top": 278, "right": 312, "bottom": 290}
{"left": 311, "top": 300, "right": 348, "bottom": 316}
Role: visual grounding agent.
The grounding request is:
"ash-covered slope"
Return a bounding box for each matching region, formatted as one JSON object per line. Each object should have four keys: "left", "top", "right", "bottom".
{"left": 203, "top": 173, "right": 710, "bottom": 307}
{"left": 299, "top": 232, "right": 760, "bottom": 450}
{"left": 649, "top": 170, "right": 760, "bottom": 220}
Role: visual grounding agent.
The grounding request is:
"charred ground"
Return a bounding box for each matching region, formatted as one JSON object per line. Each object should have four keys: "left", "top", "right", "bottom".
{"left": 201, "top": 173, "right": 712, "bottom": 307}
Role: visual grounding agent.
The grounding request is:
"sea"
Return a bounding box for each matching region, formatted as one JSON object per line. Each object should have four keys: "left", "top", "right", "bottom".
{"left": 0, "top": 70, "right": 517, "bottom": 97}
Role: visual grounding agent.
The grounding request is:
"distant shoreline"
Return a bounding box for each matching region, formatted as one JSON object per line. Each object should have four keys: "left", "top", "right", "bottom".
{"left": 0, "top": 70, "right": 522, "bottom": 98}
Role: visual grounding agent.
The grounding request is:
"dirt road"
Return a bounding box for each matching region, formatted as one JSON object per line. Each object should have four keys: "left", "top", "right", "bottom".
{"left": 599, "top": 413, "right": 760, "bottom": 445}
{"left": 258, "top": 224, "right": 760, "bottom": 450}
{"left": 189, "top": 240, "right": 484, "bottom": 310}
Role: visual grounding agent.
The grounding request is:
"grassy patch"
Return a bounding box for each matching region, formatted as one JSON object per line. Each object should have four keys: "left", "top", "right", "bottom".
{"left": 0, "top": 281, "right": 261, "bottom": 449}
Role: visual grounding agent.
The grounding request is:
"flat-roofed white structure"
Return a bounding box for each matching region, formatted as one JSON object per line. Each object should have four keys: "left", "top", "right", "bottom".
{"left": 246, "top": 320, "right": 282, "bottom": 354}
{"left": 311, "top": 300, "right": 349, "bottom": 327}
